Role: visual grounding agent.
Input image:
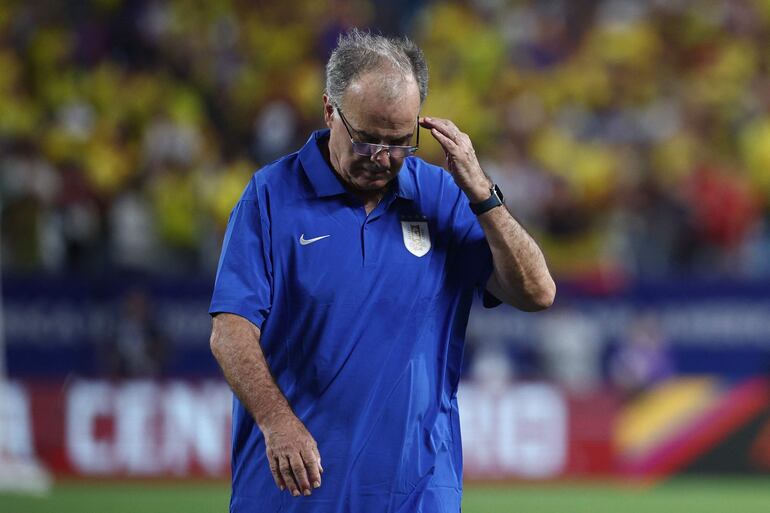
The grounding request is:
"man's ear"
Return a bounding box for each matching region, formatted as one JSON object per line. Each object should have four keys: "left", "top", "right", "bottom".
{"left": 323, "top": 95, "right": 334, "bottom": 129}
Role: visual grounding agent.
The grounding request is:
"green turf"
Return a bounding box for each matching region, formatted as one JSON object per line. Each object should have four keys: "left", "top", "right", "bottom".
{"left": 464, "top": 478, "right": 770, "bottom": 513}
{"left": 1, "top": 477, "right": 770, "bottom": 512}
{"left": 0, "top": 481, "right": 230, "bottom": 513}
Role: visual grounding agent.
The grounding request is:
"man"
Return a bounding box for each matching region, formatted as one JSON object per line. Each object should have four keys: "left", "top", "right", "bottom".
{"left": 209, "top": 30, "right": 555, "bottom": 513}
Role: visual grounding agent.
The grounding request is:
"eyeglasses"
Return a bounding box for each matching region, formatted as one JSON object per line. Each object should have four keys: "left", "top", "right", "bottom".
{"left": 335, "top": 106, "right": 419, "bottom": 158}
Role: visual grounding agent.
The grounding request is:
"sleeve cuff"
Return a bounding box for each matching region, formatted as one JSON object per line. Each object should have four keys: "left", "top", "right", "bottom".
{"left": 209, "top": 303, "right": 268, "bottom": 331}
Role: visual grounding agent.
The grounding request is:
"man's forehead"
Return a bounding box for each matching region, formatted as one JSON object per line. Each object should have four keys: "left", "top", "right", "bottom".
{"left": 348, "top": 71, "right": 418, "bottom": 98}
{"left": 341, "top": 73, "right": 420, "bottom": 131}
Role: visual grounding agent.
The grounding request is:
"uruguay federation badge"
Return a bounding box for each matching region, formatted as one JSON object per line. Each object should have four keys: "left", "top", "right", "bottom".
{"left": 401, "top": 219, "right": 431, "bottom": 257}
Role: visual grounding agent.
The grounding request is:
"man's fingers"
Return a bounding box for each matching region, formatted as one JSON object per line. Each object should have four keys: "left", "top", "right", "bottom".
{"left": 430, "top": 128, "right": 458, "bottom": 153}
{"left": 279, "top": 454, "right": 301, "bottom": 497}
{"left": 268, "top": 455, "right": 287, "bottom": 491}
{"left": 421, "top": 117, "right": 461, "bottom": 141}
{"left": 302, "top": 448, "right": 322, "bottom": 489}
{"left": 420, "top": 115, "right": 456, "bottom": 131}
{"left": 265, "top": 419, "right": 320, "bottom": 496}
{"left": 290, "top": 453, "right": 313, "bottom": 496}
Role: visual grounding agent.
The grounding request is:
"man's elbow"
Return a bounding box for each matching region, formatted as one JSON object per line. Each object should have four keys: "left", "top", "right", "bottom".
{"left": 209, "top": 329, "right": 222, "bottom": 361}
{"left": 522, "top": 279, "right": 556, "bottom": 312}
{"left": 209, "top": 316, "right": 226, "bottom": 361}
{"left": 209, "top": 313, "right": 260, "bottom": 361}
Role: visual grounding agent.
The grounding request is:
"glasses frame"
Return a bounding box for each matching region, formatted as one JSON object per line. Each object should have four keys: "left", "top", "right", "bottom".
{"left": 335, "top": 106, "right": 419, "bottom": 158}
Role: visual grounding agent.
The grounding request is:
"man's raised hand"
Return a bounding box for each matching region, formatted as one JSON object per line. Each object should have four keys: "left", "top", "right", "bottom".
{"left": 419, "top": 116, "right": 492, "bottom": 203}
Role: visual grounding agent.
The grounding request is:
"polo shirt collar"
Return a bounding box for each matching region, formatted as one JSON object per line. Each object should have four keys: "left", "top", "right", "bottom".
{"left": 299, "top": 129, "right": 415, "bottom": 201}
{"left": 299, "top": 130, "right": 347, "bottom": 197}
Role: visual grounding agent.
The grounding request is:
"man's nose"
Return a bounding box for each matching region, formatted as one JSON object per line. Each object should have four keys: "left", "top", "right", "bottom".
{"left": 370, "top": 146, "right": 391, "bottom": 165}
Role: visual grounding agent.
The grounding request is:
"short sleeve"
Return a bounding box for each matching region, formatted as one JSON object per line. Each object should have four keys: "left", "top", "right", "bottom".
{"left": 209, "top": 183, "right": 273, "bottom": 329}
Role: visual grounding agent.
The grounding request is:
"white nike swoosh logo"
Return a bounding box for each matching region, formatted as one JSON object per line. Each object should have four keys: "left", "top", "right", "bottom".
{"left": 299, "top": 234, "right": 331, "bottom": 246}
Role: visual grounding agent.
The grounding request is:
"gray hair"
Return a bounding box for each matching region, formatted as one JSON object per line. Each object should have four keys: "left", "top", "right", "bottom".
{"left": 325, "top": 29, "right": 429, "bottom": 108}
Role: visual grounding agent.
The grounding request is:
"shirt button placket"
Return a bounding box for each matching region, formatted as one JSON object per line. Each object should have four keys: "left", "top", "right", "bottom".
{"left": 361, "top": 221, "right": 368, "bottom": 264}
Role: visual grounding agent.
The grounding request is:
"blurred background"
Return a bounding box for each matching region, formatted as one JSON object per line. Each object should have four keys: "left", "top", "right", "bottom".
{"left": 2, "top": 0, "right": 770, "bottom": 511}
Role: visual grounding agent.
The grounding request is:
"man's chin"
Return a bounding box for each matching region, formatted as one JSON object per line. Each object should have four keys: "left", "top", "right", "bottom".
{"left": 354, "top": 175, "right": 392, "bottom": 191}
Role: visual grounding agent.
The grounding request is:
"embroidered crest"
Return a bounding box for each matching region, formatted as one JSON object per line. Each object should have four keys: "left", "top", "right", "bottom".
{"left": 401, "top": 221, "right": 431, "bottom": 257}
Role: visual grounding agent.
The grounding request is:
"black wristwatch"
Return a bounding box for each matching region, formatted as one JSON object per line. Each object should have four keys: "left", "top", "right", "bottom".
{"left": 470, "top": 184, "right": 504, "bottom": 215}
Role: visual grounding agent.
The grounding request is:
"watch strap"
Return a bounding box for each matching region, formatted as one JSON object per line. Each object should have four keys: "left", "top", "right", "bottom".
{"left": 470, "top": 184, "right": 504, "bottom": 215}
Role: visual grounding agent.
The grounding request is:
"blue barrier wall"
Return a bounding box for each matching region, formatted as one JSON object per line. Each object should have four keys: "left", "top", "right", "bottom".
{"left": 4, "top": 275, "right": 770, "bottom": 380}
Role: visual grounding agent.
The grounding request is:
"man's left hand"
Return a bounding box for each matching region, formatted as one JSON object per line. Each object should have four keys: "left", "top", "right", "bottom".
{"left": 419, "top": 116, "right": 492, "bottom": 203}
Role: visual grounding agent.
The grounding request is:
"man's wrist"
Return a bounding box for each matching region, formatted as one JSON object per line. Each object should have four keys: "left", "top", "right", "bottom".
{"left": 258, "top": 401, "right": 295, "bottom": 431}
{"left": 470, "top": 184, "right": 505, "bottom": 215}
{"left": 463, "top": 177, "right": 494, "bottom": 203}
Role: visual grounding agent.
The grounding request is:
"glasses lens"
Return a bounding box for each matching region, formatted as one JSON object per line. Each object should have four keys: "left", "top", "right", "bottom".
{"left": 351, "top": 142, "right": 416, "bottom": 158}
{"left": 351, "top": 142, "right": 377, "bottom": 156}
{"left": 388, "top": 147, "right": 416, "bottom": 158}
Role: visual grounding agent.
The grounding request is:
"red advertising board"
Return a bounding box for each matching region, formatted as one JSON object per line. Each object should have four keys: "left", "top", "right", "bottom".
{"left": 458, "top": 382, "right": 618, "bottom": 480}
{"left": 4, "top": 380, "right": 231, "bottom": 478}
{"left": 3, "top": 380, "right": 620, "bottom": 480}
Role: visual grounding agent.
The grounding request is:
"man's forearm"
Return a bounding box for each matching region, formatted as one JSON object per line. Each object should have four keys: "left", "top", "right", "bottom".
{"left": 211, "top": 313, "right": 322, "bottom": 496}
{"left": 417, "top": 116, "right": 554, "bottom": 310}
{"left": 478, "top": 205, "right": 556, "bottom": 311}
{"left": 210, "top": 313, "right": 293, "bottom": 428}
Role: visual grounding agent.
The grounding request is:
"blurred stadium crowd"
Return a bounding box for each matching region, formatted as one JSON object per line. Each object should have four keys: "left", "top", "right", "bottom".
{"left": 2, "top": 0, "right": 770, "bottom": 281}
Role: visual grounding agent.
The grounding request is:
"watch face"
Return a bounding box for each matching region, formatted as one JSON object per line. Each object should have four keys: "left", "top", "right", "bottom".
{"left": 493, "top": 185, "right": 504, "bottom": 203}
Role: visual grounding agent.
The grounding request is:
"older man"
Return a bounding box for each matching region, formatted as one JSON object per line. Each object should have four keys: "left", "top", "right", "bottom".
{"left": 209, "top": 30, "right": 555, "bottom": 513}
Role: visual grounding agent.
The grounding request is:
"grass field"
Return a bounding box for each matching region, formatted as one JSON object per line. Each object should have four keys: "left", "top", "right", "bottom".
{"left": 1, "top": 477, "right": 770, "bottom": 512}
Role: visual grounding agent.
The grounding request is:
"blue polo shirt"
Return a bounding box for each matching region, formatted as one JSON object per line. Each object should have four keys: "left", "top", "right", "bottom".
{"left": 210, "top": 129, "right": 497, "bottom": 513}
